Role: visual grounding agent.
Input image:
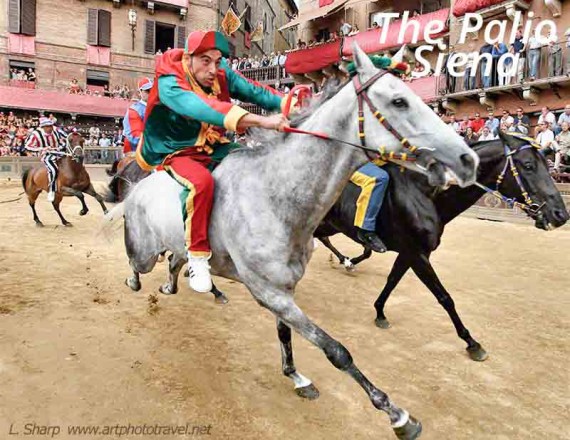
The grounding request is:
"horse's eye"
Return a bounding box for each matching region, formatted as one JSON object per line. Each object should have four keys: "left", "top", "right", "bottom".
{"left": 391, "top": 98, "right": 408, "bottom": 109}
{"left": 523, "top": 162, "right": 534, "bottom": 171}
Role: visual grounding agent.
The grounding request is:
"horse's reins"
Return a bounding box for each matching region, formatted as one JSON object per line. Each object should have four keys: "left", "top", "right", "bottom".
{"left": 473, "top": 143, "right": 545, "bottom": 217}
{"left": 282, "top": 72, "right": 420, "bottom": 164}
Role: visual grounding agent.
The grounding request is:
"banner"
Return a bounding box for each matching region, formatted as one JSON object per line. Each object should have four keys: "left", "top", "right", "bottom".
{"left": 250, "top": 21, "right": 264, "bottom": 42}
{"left": 221, "top": 7, "right": 241, "bottom": 36}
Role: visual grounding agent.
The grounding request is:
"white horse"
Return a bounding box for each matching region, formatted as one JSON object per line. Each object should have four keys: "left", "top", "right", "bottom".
{"left": 106, "top": 44, "right": 479, "bottom": 439}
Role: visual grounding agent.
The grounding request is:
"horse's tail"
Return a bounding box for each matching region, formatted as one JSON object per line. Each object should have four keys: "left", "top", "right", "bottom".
{"left": 21, "top": 169, "right": 30, "bottom": 193}
{"left": 97, "top": 201, "right": 125, "bottom": 243}
{"left": 104, "top": 202, "right": 125, "bottom": 224}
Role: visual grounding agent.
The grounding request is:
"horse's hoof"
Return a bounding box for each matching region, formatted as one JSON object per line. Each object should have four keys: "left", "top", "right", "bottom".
{"left": 35, "top": 222, "right": 44, "bottom": 228}
{"left": 214, "top": 294, "right": 229, "bottom": 305}
{"left": 157, "top": 254, "right": 166, "bottom": 263}
{"left": 183, "top": 269, "right": 189, "bottom": 278}
{"left": 64, "top": 222, "right": 73, "bottom": 227}
{"left": 343, "top": 258, "right": 355, "bottom": 272}
{"left": 125, "top": 277, "right": 141, "bottom": 292}
{"left": 393, "top": 415, "right": 422, "bottom": 440}
{"left": 158, "top": 284, "right": 177, "bottom": 295}
{"left": 375, "top": 318, "right": 391, "bottom": 329}
{"left": 467, "top": 345, "right": 489, "bottom": 362}
{"left": 103, "top": 210, "right": 108, "bottom": 215}
{"left": 79, "top": 209, "right": 88, "bottom": 216}
{"left": 295, "top": 383, "right": 320, "bottom": 400}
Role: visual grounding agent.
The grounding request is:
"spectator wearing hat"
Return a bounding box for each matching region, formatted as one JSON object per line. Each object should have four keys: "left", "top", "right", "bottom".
{"left": 122, "top": 77, "right": 153, "bottom": 154}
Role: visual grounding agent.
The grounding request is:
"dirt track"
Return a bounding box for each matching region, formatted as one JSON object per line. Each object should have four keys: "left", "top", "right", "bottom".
{"left": 0, "top": 182, "right": 568, "bottom": 440}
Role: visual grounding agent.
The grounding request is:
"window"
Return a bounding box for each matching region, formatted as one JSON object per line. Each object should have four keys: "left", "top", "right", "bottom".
{"left": 86, "top": 69, "right": 109, "bottom": 87}
{"left": 87, "top": 9, "right": 111, "bottom": 47}
{"left": 8, "top": 0, "right": 36, "bottom": 36}
{"left": 9, "top": 60, "right": 35, "bottom": 83}
{"left": 144, "top": 20, "right": 186, "bottom": 54}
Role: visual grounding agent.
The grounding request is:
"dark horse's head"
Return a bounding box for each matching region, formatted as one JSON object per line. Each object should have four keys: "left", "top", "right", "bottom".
{"left": 492, "top": 132, "right": 568, "bottom": 230}
{"left": 67, "top": 133, "right": 85, "bottom": 164}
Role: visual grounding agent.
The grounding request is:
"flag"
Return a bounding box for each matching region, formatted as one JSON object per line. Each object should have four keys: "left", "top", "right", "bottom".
{"left": 221, "top": 7, "right": 241, "bottom": 36}
{"left": 250, "top": 21, "right": 264, "bottom": 42}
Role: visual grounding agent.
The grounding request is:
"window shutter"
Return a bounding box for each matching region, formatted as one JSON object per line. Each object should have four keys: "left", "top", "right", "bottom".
{"left": 175, "top": 26, "right": 186, "bottom": 49}
{"left": 87, "top": 9, "right": 99, "bottom": 45}
{"left": 144, "top": 20, "right": 156, "bottom": 54}
{"left": 98, "top": 10, "right": 111, "bottom": 47}
{"left": 8, "top": 0, "right": 21, "bottom": 34}
{"left": 21, "top": 0, "right": 36, "bottom": 36}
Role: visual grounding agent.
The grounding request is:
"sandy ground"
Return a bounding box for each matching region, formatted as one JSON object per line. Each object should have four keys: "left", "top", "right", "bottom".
{"left": 0, "top": 182, "right": 568, "bottom": 440}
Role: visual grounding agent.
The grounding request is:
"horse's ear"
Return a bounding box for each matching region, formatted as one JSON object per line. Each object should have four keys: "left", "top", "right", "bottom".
{"left": 392, "top": 44, "right": 406, "bottom": 63}
{"left": 352, "top": 42, "right": 375, "bottom": 76}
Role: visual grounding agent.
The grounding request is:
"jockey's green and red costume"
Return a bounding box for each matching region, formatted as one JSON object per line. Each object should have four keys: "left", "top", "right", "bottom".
{"left": 136, "top": 31, "right": 287, "bottom": 257}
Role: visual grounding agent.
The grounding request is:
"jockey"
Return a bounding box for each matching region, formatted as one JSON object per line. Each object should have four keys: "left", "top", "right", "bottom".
{"left": 24, "top": 117, "right": 67, "bottom": 202}
{"left": 343, "top": 55, "right": 411, "bottom": 253}
{"left": 136, "top": 30, "right": 290, "bottom": 292}
{"left": 123, "top": 77, "right": 153, "bottom": 155}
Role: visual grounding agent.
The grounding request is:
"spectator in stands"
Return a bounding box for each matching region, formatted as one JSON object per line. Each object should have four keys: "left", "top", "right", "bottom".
{"left": 231, "top": 58, "right": 238, "bottom": 70}
{"left": 99, "top": 134, "right": 111, "bottom": 161}
{"left": 238, "top": 57, "right": 246, "bottom": 70}
{"left": 538, "top": 106, "right": 557, "bottom": 133}
{"left": 535, "top": 121, "right": 555, "bottom": 151}
{"left": 463, "top": 126, "right": 479, "bottom": 145}
{"left": 372, "top": 22, "right": 379, "bottom": 29}
{"left": 479, "top": 126, "right": 496, "bottom": 141}
{"left": 348, "top": 25, "right": 360, "bottom": 36}
{"left": 492, "top": 41, "right": 509, "bottom": 86}
{"left": 500, "top": 109, "right": 514, "bottom": 127}
{"left": 485, "top": 110, "right": 500, "bottom": 136}
{"left": 469, "top": 111, "right": 485, "bottom": 134}
{"left": 557, "top": 104, "right": 570, "bottom": 128}
{"left": 566, "top": 28, "right": 570, "bottom": 75}
{"left": 89, "top": 126, "right": 100, "bottom": 145}
{"left": 447, "top": 114, "right": 460, "bottom": 133}
{"left": 245, "top": 57, "right": 252, "bottom": 69}
{"left": 9, "top": 68, "right": 18, "bottom": 80}
{"left": 103, "top": 85, "right": 111, "bottom": 98}
{"left": 463, "top": 48, "right": 476, "bottom": 90}
{"left": 511, "top": 28, "right": 525, "bottom": 83}
{"left": 271, "top": 52, "right": 279, "bottom": 66}
{"left": 278, "top": 51, "right": 286, "bottom": 67}
{"left": 112, "top": 129, "right": 124, "bottom": 147}
{"left": 340, "top": 19, "right": 352, "bottom": 38}
{"left": 513, "top": 107, "right": 530, "bottom": 133}
{"left": 553, "top": 121, "right": 570, "bottom": 171}
{"left": 547, "top": 30, "right": 563, "bottom": 77}
{"left": 27, "top": 68, "right": 36, "bottom": 82}
{"left": 459, "top": 114, "right": 470, "bottom": 135}
{"left": 69, "top": 78, "right": 81, "bottom": 94}
{"left": 261, "top": 55, "right": 270, "bottom": 68}
{"left": 527, "top": 30, "right": 542, "bottom": 81}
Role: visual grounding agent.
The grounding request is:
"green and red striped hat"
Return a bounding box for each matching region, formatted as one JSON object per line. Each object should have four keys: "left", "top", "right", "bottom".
{"left": 185, "top": 31, "right": 230, "bottom": 58}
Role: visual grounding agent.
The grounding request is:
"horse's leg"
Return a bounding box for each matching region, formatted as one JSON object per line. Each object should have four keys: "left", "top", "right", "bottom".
{"left": 210, "top": 283, "right": 229, "bottom": 304}
{"left": 277, "top": 318, "right": 319, "bottom": 399}
{"left": 350, "top": 246, "right": 373, "bottom": 266}
{"left": 254, "top": 288, "right": 421, "bottom": 439}
{"left": 83, "top": 184, "right": 108, "bottom": 215}
{"left": 61, "top": 186, "right": 89, "bottom": 216}
{"left": 52, "top": 194, "right": 72, "bottom": 227}
{"left": 317, "top": 237, "right": 354, "bottom": 271}
{"left": 374, "top": 253, "right": 411, "bottom": 329}
{"left": 158, "top": 253, "right": 186, "bottom": 295}
{"left": 26, "top": 187, "right": 43, "bottom": 227}
{"left": 408, "top": 253, "right": 488, "bottom": 362}
{"left": 125, "top": 268, "right": 141, "bottom": 292}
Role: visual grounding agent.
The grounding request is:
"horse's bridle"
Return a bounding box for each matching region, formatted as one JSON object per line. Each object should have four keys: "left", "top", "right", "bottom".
{"left": 284, "top": 70, "right": 424, "bottom": 164}
{"left": 474, "top": 142, "right": 546, "bottom": 218}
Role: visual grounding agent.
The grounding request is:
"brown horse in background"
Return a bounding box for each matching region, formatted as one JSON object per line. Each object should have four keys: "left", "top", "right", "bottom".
{"left": 22, "top": 134, "right": 108, "bottom": 226}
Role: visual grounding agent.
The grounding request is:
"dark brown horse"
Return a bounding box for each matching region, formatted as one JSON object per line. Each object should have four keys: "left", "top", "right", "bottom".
{"left": 22, "top": 134, "right": 108, "bottom": 226}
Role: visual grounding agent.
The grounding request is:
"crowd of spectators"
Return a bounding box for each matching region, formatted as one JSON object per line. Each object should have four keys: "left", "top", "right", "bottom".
{"left": 445, "top": 28, "right": 570, "bottom": 93}
{"left": 9, "top": 67, "right": 36, "bottom": 83}
{"left": 229, "top": 52, "right": 287, "bottom": 71}
{"left": 443, "top": 104, "right": 570, "bottom": 171}
{"left": 68, "top": 79, "right": 132, "bottom": 99}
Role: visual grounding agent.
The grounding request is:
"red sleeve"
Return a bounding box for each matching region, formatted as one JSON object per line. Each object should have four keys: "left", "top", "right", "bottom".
{"left": 128, "top": 108, "right": 145, "bottom": 139}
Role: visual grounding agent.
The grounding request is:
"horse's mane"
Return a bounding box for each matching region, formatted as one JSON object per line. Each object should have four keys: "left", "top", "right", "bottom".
{"left": 231, "top": 78, "right": 347, "bottom": 156}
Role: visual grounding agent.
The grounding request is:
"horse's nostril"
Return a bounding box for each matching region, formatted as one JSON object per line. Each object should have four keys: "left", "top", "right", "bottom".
{"left": 553, "top": 209, "right": 570, "bottom": 223}
{"left": 460, "top": 153, "right": 475, "bottom": 170}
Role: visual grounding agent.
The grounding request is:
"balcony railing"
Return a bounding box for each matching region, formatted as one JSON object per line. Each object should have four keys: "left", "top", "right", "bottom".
{"left": 84, "top": 147, "right": 122, "bottom": 165}
{"left": 239, "top": 66, "right": 290, "bottom": 84}
{"left": 438, "top": 44, "right": 570, "bottom": 95}
{"left": 9, "top": 79, "right": 36, "bottom": 89}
